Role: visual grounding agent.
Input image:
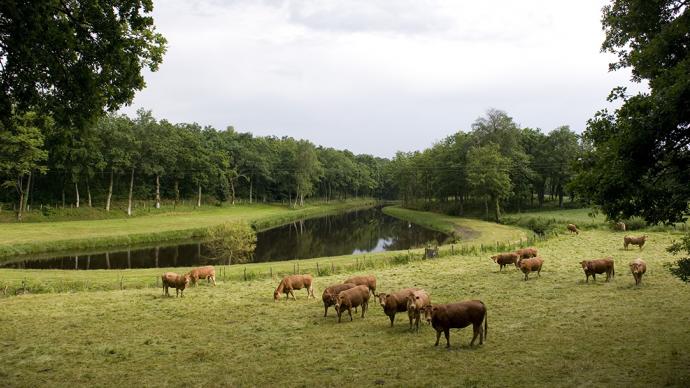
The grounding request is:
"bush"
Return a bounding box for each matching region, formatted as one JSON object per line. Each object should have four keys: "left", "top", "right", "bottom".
{"left": 666, "top": 258, "right": 690, "bottom": 283}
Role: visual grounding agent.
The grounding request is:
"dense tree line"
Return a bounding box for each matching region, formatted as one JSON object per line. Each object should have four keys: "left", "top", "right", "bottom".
{"left": 0, "top": 110, "right": 388, "bottom": 218}
{"left": 386, "top": 109, "right": 582, "bottom": 221}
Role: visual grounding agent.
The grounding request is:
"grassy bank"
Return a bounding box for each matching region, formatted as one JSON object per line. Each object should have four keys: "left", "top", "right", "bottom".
{"left": 0, "top": 228, "right": 688, "bottom": 386}
{"left": 382, "top": 206, "right": 528, "bottom": 244}
{"left": 0, "top": 199, "right": 376, "bottom": 259}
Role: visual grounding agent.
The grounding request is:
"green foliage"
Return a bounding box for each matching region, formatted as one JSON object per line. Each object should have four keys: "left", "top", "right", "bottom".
{"left": 0, "top": 0, "right": 167, "bottom": 129}
{"left": 575, "top": 0, "right": 690, "bottom": 225}
{"left": 206, "top": 222, "right": 257, "bottom": 265}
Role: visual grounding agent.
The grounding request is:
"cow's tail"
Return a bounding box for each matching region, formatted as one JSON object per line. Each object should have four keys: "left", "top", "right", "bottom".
{"left": 481, "top": 301, "right": 488, "bottom": 340}
{"left": 612, "top": 264, "right": 615, "bottom": 278}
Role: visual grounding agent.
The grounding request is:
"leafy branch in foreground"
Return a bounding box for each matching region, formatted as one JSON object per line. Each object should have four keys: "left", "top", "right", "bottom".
{"left": 206, "top": 222, "right": 257, "bottom": 265}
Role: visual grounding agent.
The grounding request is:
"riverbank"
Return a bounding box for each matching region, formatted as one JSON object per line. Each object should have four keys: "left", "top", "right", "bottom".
{"left": 0, "top": 199, "right": 376, "bottom": 259}
{"left": 1, "top": 228, "right": 687, "bottom": 386}
{"left": 382, "top": 206, "right": 528, "bottom": 244}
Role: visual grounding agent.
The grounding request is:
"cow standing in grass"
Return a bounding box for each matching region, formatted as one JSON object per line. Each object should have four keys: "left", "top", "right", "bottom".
{"left": 187, "top": 265, "right": 216, "bottom": 286}
{"left": 515, "top": 248, "right": 538, "bottom": 260}
{"left": 343, "top": 275, "right": 377, "bottom": 297}
{"left": 424, "top": 300, "right": 487, "bottom": 348}
{"left": 491, "top": 252, "right": 519, "bottom": 271}
{"left": 407, "top": 289, "right": 431, "bottom": 332}
{"left": 580, "top": 258, "right": 615, "bottom": 282}
{"left": 335, "top": 285, "right": 370, "bottom": 323}
{"left": 273, "top": 274, "right": 315, "bottom": 302}
{"left": 162, "top": 272, "right": 191, "bottom": 297}
{"left": 378, "top": 288, "right": 419, "bottom": 327}
{"left": 567, "top": 224, "right": 579, "bottom": 234}
{"left": 322, "top": 283, "right": 357, "bottom": 317}
{"left": 517, "top": 257, "right": 544, "bottom": 281}
{"left": 624, "top": 235, "right": 647, "bottom": 250}
{"left": 630, "top": 258, "right": 647, "bottom": 286}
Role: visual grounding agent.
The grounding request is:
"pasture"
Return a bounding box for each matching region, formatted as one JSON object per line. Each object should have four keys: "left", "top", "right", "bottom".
{"left": 1, "top": 228, "right": 688, "bottom": 387}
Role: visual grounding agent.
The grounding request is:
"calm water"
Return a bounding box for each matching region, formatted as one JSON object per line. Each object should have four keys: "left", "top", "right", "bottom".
{"left": 0, "top": 207, "right": 449, "bottom": 270}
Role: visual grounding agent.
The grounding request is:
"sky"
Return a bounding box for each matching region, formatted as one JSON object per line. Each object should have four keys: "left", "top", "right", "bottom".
{"left": 121, "top": 0, "right": 644, "bottom": 158}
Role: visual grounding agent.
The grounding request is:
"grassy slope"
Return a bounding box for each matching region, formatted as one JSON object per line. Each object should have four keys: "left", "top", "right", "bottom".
{"left": 0, "top": 199, "right": 375, "bottom": 258}
{"left": 1, "top": 228, "right": 689, "bottom": 386}
{"left": 383, "top": 205, "right": 528, "bottom": 244}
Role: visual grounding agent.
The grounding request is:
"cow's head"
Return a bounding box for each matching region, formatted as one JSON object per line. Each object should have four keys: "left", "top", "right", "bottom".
{"left": 580, "top": 260, "right": 589, "bottom": 270}
{"left": 490, "top": 255, "right": 498, "bottom": 263}
{"left": 182, "top": 274, "right": 191, "bottom": 287}
{"left": 334, "top": 295, "right": 344, "bottom": 314}
{"left": 273, "top": 290, "right": 281, "bottom": 302}
{"left": 515, "top": 258, "right": 523, "bottom": 268}
{"left": 377, "top": 293, "right": 388, "bottom": 308}
{"left": 423, "top": 305, "right": 434, "bottom": 324}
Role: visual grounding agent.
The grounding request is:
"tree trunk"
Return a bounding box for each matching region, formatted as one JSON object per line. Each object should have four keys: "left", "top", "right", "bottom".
{"left": 106, "top": 170, "right": 114, "bottom": 212}
{"left": 197, "top": 182, "right": 202, "bottom": 207}
{"left": 249, "top": 178, "right": 253, "bottom": 204}
{"left": 22, "top": 171, "right": 32, "bottom": 212}
{"left": 174, "top": 180, "right": 180, "bottom": 202}
{"left": 484, "top": 196, "right": 489, "bottom": 221}
{"left": 61, "top": 186, "right": 66, "bottom": 208}
{"left": 558, "top": 185, "right": 564, "bottom": 208}
{"left": 230, "top": 178, "right": 235, "bottom": 205}
{"left": 87, "top": 179, "right": 92, "bottom": 207}
{"left": 155, "top": 174, "right": 161, "bottom": 209}
{"left": 494, "top": 196, "right": 501, "bottom": 222}
{"left": 75, "top": 182, "right": 80, "bottom": 208}
{"left": 127, "top": 167, "right": 134, "bottom": 216}
{"left": 16, "top": 174, "right": 24, "bottom": 221}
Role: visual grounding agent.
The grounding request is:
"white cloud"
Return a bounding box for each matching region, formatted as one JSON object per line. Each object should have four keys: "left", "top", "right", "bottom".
{"left": 121, "top": 0, "right": 644, "bottom": 157}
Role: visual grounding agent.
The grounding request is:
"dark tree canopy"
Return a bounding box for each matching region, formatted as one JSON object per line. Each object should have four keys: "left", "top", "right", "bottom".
{"left": 0, "top": 0, "right": 167, "bottom": 129}
{"left": 574, "top": 0, "right": 690, "bottom": 224}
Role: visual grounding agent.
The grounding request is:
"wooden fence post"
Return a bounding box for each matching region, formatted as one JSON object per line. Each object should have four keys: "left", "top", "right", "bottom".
{"left": 243, "top": 268, "right": 247, "bottom": 281}
{"left": 270, "top": 267, "right": 273, "bottom": 279}
{"left": 316, "top": 262, "right": 320, "bottom": 276}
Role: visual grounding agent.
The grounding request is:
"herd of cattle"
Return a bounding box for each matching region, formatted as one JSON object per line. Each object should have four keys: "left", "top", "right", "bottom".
{"left": 158, "top": 225, "right": 651, "bottom": 348}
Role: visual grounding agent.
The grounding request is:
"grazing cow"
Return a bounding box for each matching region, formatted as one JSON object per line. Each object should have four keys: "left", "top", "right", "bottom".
{"left": 322, "top": 283, "right": 357, "bottom": 317}
{"left": 335, "top": 285, "right": 371, "bottom": 323}
{"left": 162, "top": 272, "right": 191, "bottom": 297}
{"left": 343, "top": 275, "right": 377, "bottom": 296}
{"left": 406, "top": 289, "right": 431, "bottom": 332}
{"left": 630, "top": 258, "right": 647, "bottom": 286}
{"left": 517, "top": 257, "right": 544, "bottom": 281}
{"left": 187, "top": 265, "right": 216, "bottom": 286}
{"left": 491, "top": 252, "right": 519, "bottom": 271}
{"left": 378, "top": 288, "right": 419, "bottom": 327}
{"left": 423, "top": 301, "right": 487, "bottom": 348}
{"left": 624, "top": 235, "right": 647, "bottom": 250}
{"left": 567, "top": 224, "right": 580, "bottom": 235}
{"left": 580, "top": 258, "right": 615, "bottom": 282}
{"left": 515, "top": 247, "right": 538, "bottom": 260}
{"left": 273, "top": 274, "right": 315, "bottom": 302}
{"left": 615, "top": 222, "right": 626, "bottom": 231}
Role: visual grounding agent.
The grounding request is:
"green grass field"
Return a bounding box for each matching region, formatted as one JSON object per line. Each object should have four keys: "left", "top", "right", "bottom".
{"left": 0, "top": 199, "right": 375, "bottom": 259}
{"left": 1, "top": 220, "right": 688, "bottom": 386}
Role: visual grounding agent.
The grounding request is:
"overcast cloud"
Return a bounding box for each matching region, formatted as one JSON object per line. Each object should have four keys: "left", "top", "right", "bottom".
{"left": 121, "top": 0, "right": 644, "bottom": 157}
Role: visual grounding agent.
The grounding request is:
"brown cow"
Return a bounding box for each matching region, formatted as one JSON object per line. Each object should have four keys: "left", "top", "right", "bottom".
{"left": 273, "top": 274, "right": 315, "bottom": 302}
{"left": 517, "top": 257, "right": 544, "bottom": 281}
{"left": 580, "top": 258, "right": 615, "bottom": 282}
{"left": 322, "top": 283, "right": 357, "bottom": 317}
{"left": 567, "top": 224, "right": 579, "bottom": 234}
{"left": 615, "top": 222, "right": 626, "bottom": 231}
{"left": 377, "top": 288, "right": 419, "bottom": 327}
{"left": 343, "top": 275, "right": 377, "bottom": 296}
{"left": 423, "top": 300, "right": 487, "bottom": 348}
{"left": 335, "top": 285, "right": 371, "bottom": 323}
{"left": 187, "top": 265, "right": 216, "bottom": 286}
{"left": 406, "top": 289, "right": 431, "bottom": 332}
{"left": 162, "top": 272, "right": 191, "bottom": 297}
{"left": 515, "top": 247, "right": 538, "bottom": 260}
{"left": 630, "top": 258, "right": 647, "bottom": 286}
{"left": 491, "top": 252, "right": 519, "bottom": 271}
{"left": 624, "top": 235, "right": 647, "bottom": 250}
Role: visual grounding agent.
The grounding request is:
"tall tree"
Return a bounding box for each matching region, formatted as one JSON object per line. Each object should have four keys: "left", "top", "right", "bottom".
{"left": 466, "top": 144, "right": 512, "bottom": 221}
{"left": 0, "top": 0, "right": 167, "bottom": 130}
{"left": 575, "top": 0, "right": 690, "bottom": 224}
{"left": 0, "top": 112, "right": 49, "bottom": 220}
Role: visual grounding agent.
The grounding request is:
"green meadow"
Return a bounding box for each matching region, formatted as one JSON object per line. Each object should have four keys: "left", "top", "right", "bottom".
{"left": 0, "top": 209, "right": 688, "bottom": 387}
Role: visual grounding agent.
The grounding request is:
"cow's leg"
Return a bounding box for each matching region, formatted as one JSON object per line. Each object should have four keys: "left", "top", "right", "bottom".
{"left": 337, "top": 309, "right": 342, "bottom": 323}
{"left": 524, "top": 272, "right": 528, "bottom": 281}
{"left": 470, "top": 323, "right": 480, "bottom": 346}
{"left": 290, "top": 289, "right": 297, "bottom": 300}
{"left": 389, "top": 315, "right": 395, "bottom": 327}
{"left": 324, "top": 304, "right": 329, "bottom": 317}
{"left": 361, "top": 302, "right": 367, "bottom": 318}
{"left": 444, "top": 329, "right": 451, "bottom": 348}
{"left": 592, "top": 274, "right": 596, "bottom": 282}
{"left": 348, "top": 306, "right": 353, "bottom": 321}
{"left": 434, "top": 330, "right": 441, "bottom": 346}
{"left": 408, "top": 310, "right": 414, "bottom": 330}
